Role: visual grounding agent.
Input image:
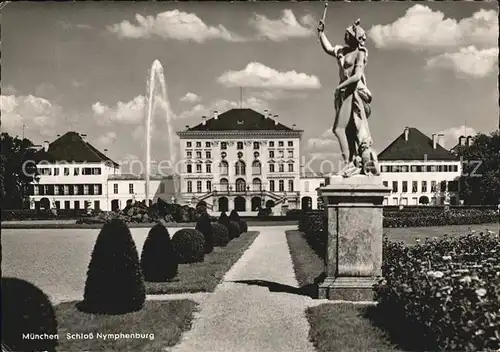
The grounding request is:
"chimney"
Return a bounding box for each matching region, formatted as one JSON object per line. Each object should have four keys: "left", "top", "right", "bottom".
{"left": 80, "top": 133, "right": 87, "bottom": 143}
{"left": 438, "top": 134, "right": 444, "bottom": 147}
{"left": 292, "top": 124, "right": 296, "bottom": 130}
{"left": 432, "top": 134, "right": 437, "bottom": 149}
{"left": 404, "top": 127, "right": 409, "bottom": 142}
{"left": 466, "top": 136, "right": 473, "bottom": 146}
{"left": 263, "top": 109, "right": 269, "bottom": 117}
{"left": 268, "top": 111, "right": 272, "bottom": 120}
{"left": 104, "top": 148, "right": 108, "bottom": 155}
{"left": 274, "top": 114, "right": 279, "bottom": 126}
{"left": 213, "top": 110, "right": 219, "bottom": 120}
{"left": 185, "top": 125, "right": 189, "bottom": 129}
{"left": 43, "top": 141, "right": 49, "bottom": 152}
{"left": 57, "top": 134, "right": 61, "bottom": 138}
{"left": 202, "top": 116, "right": 207, "bottom": 126}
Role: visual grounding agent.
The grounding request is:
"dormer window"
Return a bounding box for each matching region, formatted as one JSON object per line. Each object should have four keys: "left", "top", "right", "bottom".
{"left": 237, "top": 152, "right": 243, "bottom": 159}
{"left": 237, "top": 120, "right": 244, "bottom": 125}
{"left": 237, "top": 142, "right": 244, "bottom": 150}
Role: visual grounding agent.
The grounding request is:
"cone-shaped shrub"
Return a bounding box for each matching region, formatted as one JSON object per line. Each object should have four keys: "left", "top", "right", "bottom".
{"left": 229, "top": 220, "right": 241, "bottom": 238}
{"left": 1, "top": 278, "right": 58, "bottom": 352}
{"left": 219, "top": 212, "right": 239, "bottom": 240}
{"left": 219, "top": 211, "right": 229, "bottom": 224}
{"left": 140, "top": 224, "right": 178, "bottom": 282}
{"left": 230, "top": 210, "right": 247, "bottom": 234}
{"left": 171, "top": 228, "right": 205, "bottom": 263}
{"left": 79, "top": 218, "right": 145, "bottom": 314}
{"left": 196, "top": 214, "right": 214, "bottom": 254}
{"left": 211, "top": 222, "right": 230, "bottom": 247}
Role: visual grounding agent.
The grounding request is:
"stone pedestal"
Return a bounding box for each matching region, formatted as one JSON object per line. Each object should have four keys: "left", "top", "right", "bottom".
{"left": 317, "top": 175, "right": 391, "bottom": 301}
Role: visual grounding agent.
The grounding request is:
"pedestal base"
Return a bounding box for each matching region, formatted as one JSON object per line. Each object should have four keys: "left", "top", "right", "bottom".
{"left": 318, "top": 277, "right": 377, "bottom": 301}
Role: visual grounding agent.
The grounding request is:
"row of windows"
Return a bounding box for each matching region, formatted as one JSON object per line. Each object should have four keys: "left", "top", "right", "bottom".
{"left": 38, "top": 167, "right": 102, "bottom": 176}
{"left": 186, "top": 141, "right": 294, "bottom": 150}
{"left": 33, "top": 184, "right": 103, "bottom": 196}
{"left": 185, "top": 178, "right": 295, "bottom": 193}
{"left": 186, "top": 150, "right": 295, "bottom": 159}
{"left": 186, "top": 161, "right": 295, "bottom": 174}
{"left": 111, "top": 183, "right": 167, "bottom": 195}
{"left": 380, "top": 164, "right": 459, "bottom": 173}
{"left": 382, "top": 180, "right": 459, "bottom": 193}
{"left": 37, "top": 199, "right": 100, "bottom": 210}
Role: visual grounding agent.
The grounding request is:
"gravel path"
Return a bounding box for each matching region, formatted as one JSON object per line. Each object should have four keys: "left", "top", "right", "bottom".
{"left": 168, "top": 226, "right": 317, "bottom": 352}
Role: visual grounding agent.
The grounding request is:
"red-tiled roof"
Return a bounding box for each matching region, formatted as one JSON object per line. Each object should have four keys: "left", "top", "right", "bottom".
{"left": 186, "top": 108, "right": 296, "bottom": 131}
{"left": 34, "top": 132, "right": 120, "bottom": 167}
{"left": 378, "top": 128, "right": 458, "bottom": 161}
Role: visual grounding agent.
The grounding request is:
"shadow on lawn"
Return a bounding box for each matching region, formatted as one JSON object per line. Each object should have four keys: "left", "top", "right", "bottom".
{"left": 231, "top": 273, "right": 326, "bottom": 299}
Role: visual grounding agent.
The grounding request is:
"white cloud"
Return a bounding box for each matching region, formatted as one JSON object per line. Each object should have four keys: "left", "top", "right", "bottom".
{"left": 249, "top": 9, "right": 317, "bottom": 41}
{"left": 369, "top": 5, "right": 498, "bottom": 50}
{"left": 307, "top": 128, "right": 338, "bottom": 149}
{"left": 180, "top": 92, "right": 201, "bottom": 104}
{"left": 0, "top": 95, "right": 62, "bottom": 137}
{"left": 438, "top": 125, "right": 478, "bottom": 149}
{"left": 252, "top": 89, "right": 308, "bottom": 100}
{"left": 107, "top": 10, "right": 245, "bottom": 43}
{"left": 92, "top": 95, "right": 146, "bottom": 124}
{"left": 176, "top": 97, "right": 269, "bottom": 120}
{"left": 218, "top": 62, "right": 321, "bottom": 90}
{"left": 96, "top": 131, "right": 117, "bottom": 146}
{"left": 426, "top": 46, "right": 499, "bottom": 78}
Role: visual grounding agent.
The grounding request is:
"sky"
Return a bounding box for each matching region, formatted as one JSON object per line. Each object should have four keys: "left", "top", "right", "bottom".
{"left": 1, "top": 1, "right": 498, "bottom": 174}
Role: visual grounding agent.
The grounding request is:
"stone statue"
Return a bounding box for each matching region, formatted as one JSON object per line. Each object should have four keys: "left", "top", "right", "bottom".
{"left": 318, "top": 14, "right": 379, "bottom": 177}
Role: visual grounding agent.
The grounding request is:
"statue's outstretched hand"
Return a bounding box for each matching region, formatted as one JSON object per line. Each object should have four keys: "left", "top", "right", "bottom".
{"left": 317, "top": 20, "right": 325, "bottom": 34}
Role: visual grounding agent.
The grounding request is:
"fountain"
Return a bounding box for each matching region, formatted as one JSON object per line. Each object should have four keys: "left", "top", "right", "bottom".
{"left": 145, "top": 60, "right": 179, "bottom": 205}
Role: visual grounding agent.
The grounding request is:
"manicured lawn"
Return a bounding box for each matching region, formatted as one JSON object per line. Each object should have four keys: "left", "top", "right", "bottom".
{"left": 285, "top": 230, "right": 324, "bottom": 288}
{"left": 56, "top": 300, "right": 196, "bottom": 352}
{"left": 146, "top": 231, "right": 260, "bottom": 294}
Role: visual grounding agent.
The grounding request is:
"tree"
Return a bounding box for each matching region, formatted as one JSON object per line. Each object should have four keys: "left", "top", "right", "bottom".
{"left": 0, "top": 133, "right": 39, "bottom": 210}
{"left": 456, "top": 130, "right": 500, "bottom": 205}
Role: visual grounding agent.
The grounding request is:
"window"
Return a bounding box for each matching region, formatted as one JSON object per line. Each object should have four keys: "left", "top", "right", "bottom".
{"left": 288, "top": 150, "right": 294, "bottom": 158}
{"left": 237, "top": 142, "right": 244, "bottom": 150}
{"left": 278, "top": 150, "right": 284, "bottom": 158}
{"left": 38, "top": 168, "right": 51, "bottom": 175}
{"left": 206, "top": 180, "right": 212, "bottom": 191}
{"left": 113, "top": 184, "right": 118, "bottom": 194}
{"left": 392, "top": 181, "right": 398, "bottom": 193}
{"left": 94, "top": 185, "right": 100, "bottom": 195}
{"left": 84, "top": 185, "right": 89, "bottom": 195}
{"left": 269, "top": 151, "right": 274, "bottom": 158}
{"left": 383, "top": 181, "right": 388, "bottom": 187}
{"left": 253, "top": 142, "right": 260, "bottom": 150}
{"left": 443, "top": 165, "right": 449, "bottom": 172}
{"left": 254, "top": 151, "right": 260, "bottom": 158}
{"left": 305, "top": 181, "right": 309, "bottom": 192}
{"left": 187, "top": 141, "right": 192, "bottom": 148}
{"left": 252, "top": 161, "right": 261, "bottom": 175}
{"left": 196, "top": 164, "right": 202, "bottom": 173}
{"left": 401, "top": 165, "right": 409, "bottom": 172}
{"left": 206, "top": 151, "right": 211, "bottom": 159}
{"left": 235, "top": 161, "right": 246, "bottom": 175}
{"left": 129, "top": 183, "right": 134, "bottom": 194}
{"left": 236, "top": 178, "right": 246, "bottom": 192}
{"left": 64, "top": 200, "right": 70, "bottom": 209}
{"left": 440, "top": 181, "right": 447, "bottom": 192}
{"left": 73, "top": 185, "right": 78, "bottom": 195}
{"left": 288, "top": 164, "right": 294, "bottom": 172}
{"left": 279, "top": 164, "right": 284, "bottom": 173}
{"left": 159, "top": 183, "right": 165, "bottom": 193}
{"left": 187, "top": 164, "right": 192, "bottom": 173}
{"left": 278, "top": 141, "right": 284, "bottom": 147}
{"left": 269, "top": 164, "right": 275, "bottom": 173}
{"left": 393, "top": 198, "right": 399, "bottom": 205}
{"left": 221, "top": 142, "right": 227, "bottom": 150}
{"left": 269, "top": 141, "right": 275, "bottom": 147}
{"left": 54, "top": 168, "right": 59, "bottom": 176}
{"left": 237, "top": 152, "right": 243, "bottom": 159}
{"left": 64, "top": 185, "right": 69, "bottom": 195}
{"left": 196, "top": 151, "right": 202, "bottom": 159}
{"left": 288, "top": 141, "right": 293, "bottom": 147}
{"left": 220, "top": 161, "right": 229, "bottom": 175}
{"left": 197, "top": 181, "right": 202, "bottom": 193}
{"left": 33, "top": 185, "right": 39, "bottom": 195}
{"left": 94, "top": 200, "right": 100, "bottom": 210}
{"left": 206, "top": 164, "right": 211, "bottom": 173}
{"left": 187, "top": 181, "right": 192, "bottom": 193}
{"left": 288, "top": 180, "right": 294, "bottom": 192}
{"left": 205, "top": 142, "right": 211, "bottom": 148}
{"left": 196, "top": 142, "right": 201, "bottom": 148}
{"left": 74, "top": 201, "right": 80, "bottom": 210}
{"left": 431, "top": 181, "right": 437, "bottom": 192}
{"left": 82, "top": 167, "right": 101, "bottom": 175}
{"left": 381, "top": 166, "right": 388, "bottom": 173}
{"left": 269, "top": 180, "right": 275, "bottom": 192}
{"left": 393, "top": 165, "right": 400, "bottom": 173}
{"left": 64, "top": 167, "right": 70, "bottom": 176}
{"left": 220, "top": 178, "right": 229, "bottom": 192}
{"left": 74, "top": 168, "right": 79, "bottom": 176}
{"left": 412, "top": 181, "right": 418, "bottom": 193}
{"left": 279, "top": 180, "right": 284, "bottom": 192}
{"left": 422, "top": 181, "right": 427, "bottom": 193}
{"left": 54, "top": 185, "right": 59, "bottom": 195}
{"left": 402, "top": 181, "right": 408, "bottom": 193}
{"left": 187, "top": 151, "right": 192, "bottom": 159}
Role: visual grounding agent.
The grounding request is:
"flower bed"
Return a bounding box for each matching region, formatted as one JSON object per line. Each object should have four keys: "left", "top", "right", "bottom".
{"left": 374, "top": 233, "right": 500, "bottom": 352}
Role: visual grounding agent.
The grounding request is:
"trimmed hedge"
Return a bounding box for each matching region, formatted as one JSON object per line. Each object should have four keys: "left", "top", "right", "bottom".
{"left": 171, "top": 228, "right": 205, "bottom": 264}
{"left": 211, "top": 222, "right": 230, "bottom": 247}
{"left": 374, "top": 233, "right": 500, "bottom": 352}
{"left": 196, "top": 214, "right": 214, "bottom": 254}
{"left": 140, "top": 224, "right": 178, "bottom": 282}
{"left": 79, "top": 218, "right": 146, "bottom": 314}
{"left": 229, "top": 210, "right": 248, "bottom": 234}
{"left": 1, "top": 277, "right": 58, "bottom": 352}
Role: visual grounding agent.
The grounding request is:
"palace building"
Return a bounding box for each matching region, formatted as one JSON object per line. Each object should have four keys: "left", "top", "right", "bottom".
{"left": 378, "top": 127, "right": 462, "bottom": 206}
{"left": 176, "top": 108, "right": 304, "bottom": 214}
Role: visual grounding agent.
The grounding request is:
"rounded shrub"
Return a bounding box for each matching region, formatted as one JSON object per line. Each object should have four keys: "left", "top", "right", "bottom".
{"left": 140, "top": 224, "right": 178, "bottom": 282}
{"left": 227, "top": 220, "right": 241, "bottom": 239}
{"left": 171, "top": 228, "right": 205, "bottom": 263}
{"left": 196, "top": 214, "right": 214, "bottom": 254}
{"left": 239, "top": 220, "right": 248, "bottom": 233}
{"left": 1, "top": 277, "right": 58, "bottom": 352}
{"left": 229, "top": 210, "right": 247, "bottom": 234}
{"left": 211, "top": 222, "right": 230, "bottom": 247}
{"left": 79, "top": 218, "right": 145, "bottom": 314}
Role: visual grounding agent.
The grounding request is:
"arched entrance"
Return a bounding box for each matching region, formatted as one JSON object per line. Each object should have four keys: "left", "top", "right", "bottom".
{"left": 251, "top": 197, "right": 262, "bottom": 211}
{"left": 301, "top": 197, "right": 312, "bottom": 210}
{"left": 218, "top": 197, "right": 229, "bottom": 212}
{"left": 111, "top": 199, "right": 120, "bottom": 211}
{"left": 265, "top": 200, "right": 275, "bottom": 209}
{"left": 235, "top": 178, "right": 246, "bottom": 192}
{"left": 252, "top": 178, "right": 262, "bottom": 191}
{"left": 40, "top": 197, "right": 50, "bottom": 210}
{"left": 234, "top": 196, "right": 246, "bottom": 211}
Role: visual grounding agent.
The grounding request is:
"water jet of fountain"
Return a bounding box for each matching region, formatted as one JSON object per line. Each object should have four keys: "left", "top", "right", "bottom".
{"left": 145, "top": 59, "right": 179, "bottom": 205}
